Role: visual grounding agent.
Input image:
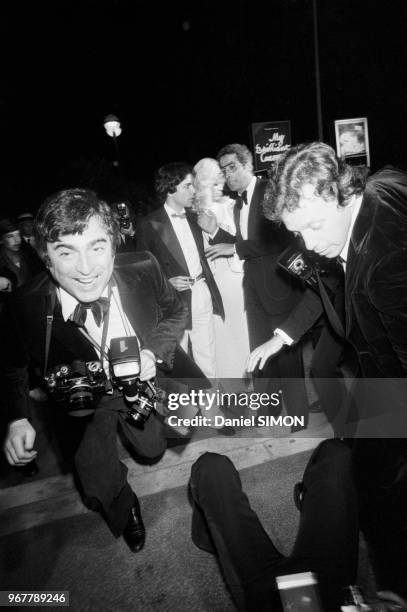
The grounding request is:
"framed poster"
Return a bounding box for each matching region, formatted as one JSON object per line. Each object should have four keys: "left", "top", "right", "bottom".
{"left": 251, "top": 120, "right": 291, "bottom": 173}
{"left": 334, "top": 117, "right": 370, "bottom": 166}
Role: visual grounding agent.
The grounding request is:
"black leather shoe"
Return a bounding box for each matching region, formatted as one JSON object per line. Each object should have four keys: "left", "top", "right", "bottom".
{"left": 123, "top": 499, "right": 146, "bottom": 553}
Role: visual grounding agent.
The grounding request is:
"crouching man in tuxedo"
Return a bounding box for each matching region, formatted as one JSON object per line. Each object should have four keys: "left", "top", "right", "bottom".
{"left": 1, "top": 188, "right": 204, "bottom": 553}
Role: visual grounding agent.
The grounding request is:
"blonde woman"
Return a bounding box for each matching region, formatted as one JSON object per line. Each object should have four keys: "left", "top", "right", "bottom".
{"left": 194, "top": 158, "right": 249, "bottom": 378}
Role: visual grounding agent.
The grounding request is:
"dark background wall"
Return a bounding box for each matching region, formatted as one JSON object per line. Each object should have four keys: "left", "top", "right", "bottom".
{"left": 1, "top": 0, "right": 406, "bottom": 215}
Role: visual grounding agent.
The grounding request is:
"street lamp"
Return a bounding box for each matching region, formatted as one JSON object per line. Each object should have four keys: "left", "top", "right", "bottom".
{"left": 103, "top": 114, "right": 122, "bottom": 167}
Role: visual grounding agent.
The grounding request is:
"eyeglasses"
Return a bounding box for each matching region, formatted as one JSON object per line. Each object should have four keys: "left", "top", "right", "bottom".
{"left": 219, "top": 162, "right": 239, "bottom": 176}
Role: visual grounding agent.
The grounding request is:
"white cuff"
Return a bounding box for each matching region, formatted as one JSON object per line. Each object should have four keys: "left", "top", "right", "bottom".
{"left": 274, "top": 328, "right": 294, "bottom": 346}
{"left": 141, "top": 348, "right": 158, "bottom": 362}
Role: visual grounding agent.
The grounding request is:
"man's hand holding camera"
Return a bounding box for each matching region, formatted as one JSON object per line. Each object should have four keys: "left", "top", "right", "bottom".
{"left": 139, "top": 349, "right": 156, "bottom": 381}
{"left": 4, "top": 418, "right": 37, "bottom": 466}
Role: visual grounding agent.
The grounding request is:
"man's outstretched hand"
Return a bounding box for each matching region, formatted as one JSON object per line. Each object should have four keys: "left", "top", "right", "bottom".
{"left": 246, "top": 335, "right": 285, "bottom": 372}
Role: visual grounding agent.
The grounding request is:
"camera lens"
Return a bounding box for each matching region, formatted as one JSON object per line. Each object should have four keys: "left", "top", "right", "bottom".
{"left": 126, "top": 395, "right": 155, "bottom": 429}
{"left": 127, "top": 410, "right": 148, "bottom": 429}
{"left": 68, "top": 385, "right": 95, "bottom": 416}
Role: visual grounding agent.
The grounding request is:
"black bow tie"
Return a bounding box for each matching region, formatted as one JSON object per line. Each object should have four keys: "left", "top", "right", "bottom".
{"left": 71, "top": 297, "right": 110, "bottom": 328}
{"left": 171, "top": 212, "right": 187, "bottom": 219}
{"left": 236, "top": 191, "right": 248, "bottom": 210}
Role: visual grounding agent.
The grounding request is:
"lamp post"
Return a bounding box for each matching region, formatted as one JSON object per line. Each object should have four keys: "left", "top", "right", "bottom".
{"left": 103, "top": 114, "right": 122, "bottom": 168}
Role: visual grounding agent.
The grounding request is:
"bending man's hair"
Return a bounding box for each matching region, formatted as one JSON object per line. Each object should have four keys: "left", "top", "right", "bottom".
{"left": 34, "top": 188, "right": 121, "bottom": 262}
{"left": 263, "top": 142, "right": 369, "bottom": 222}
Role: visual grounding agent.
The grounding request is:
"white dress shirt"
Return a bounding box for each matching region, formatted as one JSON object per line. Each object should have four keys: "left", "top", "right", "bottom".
{"left": 339, "top": 195, "right": 363, "bottom": 271}
{"left": 238, "top": 175, "right": 257, "bottom": 240}
{"left": 164, "top": 203, "right": 202, "bottom": 278}
{"left": 59, "top": 285, "right": 146, "bottom": 377}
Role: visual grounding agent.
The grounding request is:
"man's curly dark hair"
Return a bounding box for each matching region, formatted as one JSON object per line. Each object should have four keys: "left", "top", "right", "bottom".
{"left": 154, "top": 162, "right": 194, "bottom": 204}
{"left": 263, "top": 142, "right": 369, "bottom": 222}
{"left": 34, "top": 188, "right": 121, "bottom": 263}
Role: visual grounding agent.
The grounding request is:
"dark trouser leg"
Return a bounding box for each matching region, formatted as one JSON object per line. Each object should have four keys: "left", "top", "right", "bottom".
{"left": 74, "top": 406, "right": 131, "bottom": 535}
{"left": 247, "top": 299, "right": 309, "bottom": 428}
{"left": 353, "top": 438, "right": 407, "bottom": 598}
{"left": 190, "top": 452, "right": 286, "bottom": 611}
{"left": 310, "top": 319, "right": 348, "bottom": 428}
{"left": 262, "top": 344, "right": 309, "bottom": 428}
{"left": 191, "top": 441, "right": 358, "bottom": 612}
{"left": 289, "top": 439, "right": 359, "bottom": 610}
{"left": 166, "top": 344, "right": 211, "bottom": 386}
{"left": 74, "top": 398, "right": 166, "bottom": 536}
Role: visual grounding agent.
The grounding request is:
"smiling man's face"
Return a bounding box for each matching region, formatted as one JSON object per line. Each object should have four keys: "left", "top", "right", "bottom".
{"left": 46, "top": 215, "right": 114, "bottom": 302}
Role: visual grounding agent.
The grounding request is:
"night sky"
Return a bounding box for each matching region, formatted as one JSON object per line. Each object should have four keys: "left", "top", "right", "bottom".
{"left": 1, "top": 0, "right": 407, "bottom": 215}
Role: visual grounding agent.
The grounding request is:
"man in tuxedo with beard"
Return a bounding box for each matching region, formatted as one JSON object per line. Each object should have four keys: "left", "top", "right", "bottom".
{"left": 1, "top": 188, "right": 204, "bottom": 553}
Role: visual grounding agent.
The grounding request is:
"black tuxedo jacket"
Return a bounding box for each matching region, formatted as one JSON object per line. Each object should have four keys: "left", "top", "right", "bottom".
{"left": 346, "top": 169, "right": 407, "bottom": 598}
{"left": 135, "top": 207, "right": 224, "bottom": 328}
{"left": 345, "top": 166, "right": 407, "bottom": 378}
{"left": 212, "top": 178, "right": 313, "bottom": 319}
{"left": 0, "top": 251, "right": 190, "bottom": 422}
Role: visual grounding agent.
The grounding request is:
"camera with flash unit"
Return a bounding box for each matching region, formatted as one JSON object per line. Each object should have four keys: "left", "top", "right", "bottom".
{"left": 45, "top": 360, "right": 107, "bottom": 416}
{"left": 110, "top": 336, "right": 162, "bottom": 429}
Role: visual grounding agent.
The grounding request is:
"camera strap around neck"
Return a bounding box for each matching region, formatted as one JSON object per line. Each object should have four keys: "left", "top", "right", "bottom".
{"left": 77, "top": 284, "right": 112, "bottom": 374}
{"left": 43, "top": 285, "right": 112, "bottom": 378}
{"left": 43, "top": 291, "right": 57, "bottom": 378}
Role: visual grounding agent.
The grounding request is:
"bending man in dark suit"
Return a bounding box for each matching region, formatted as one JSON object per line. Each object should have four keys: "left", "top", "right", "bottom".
{"left": 136, "top": 162, "right": 224, "bottom": 379}
{"left": 1, "top": 188, "right": 203, "bottom": 553}
{"left": 265, "top": 142, "right": 407, "bottom": 597}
